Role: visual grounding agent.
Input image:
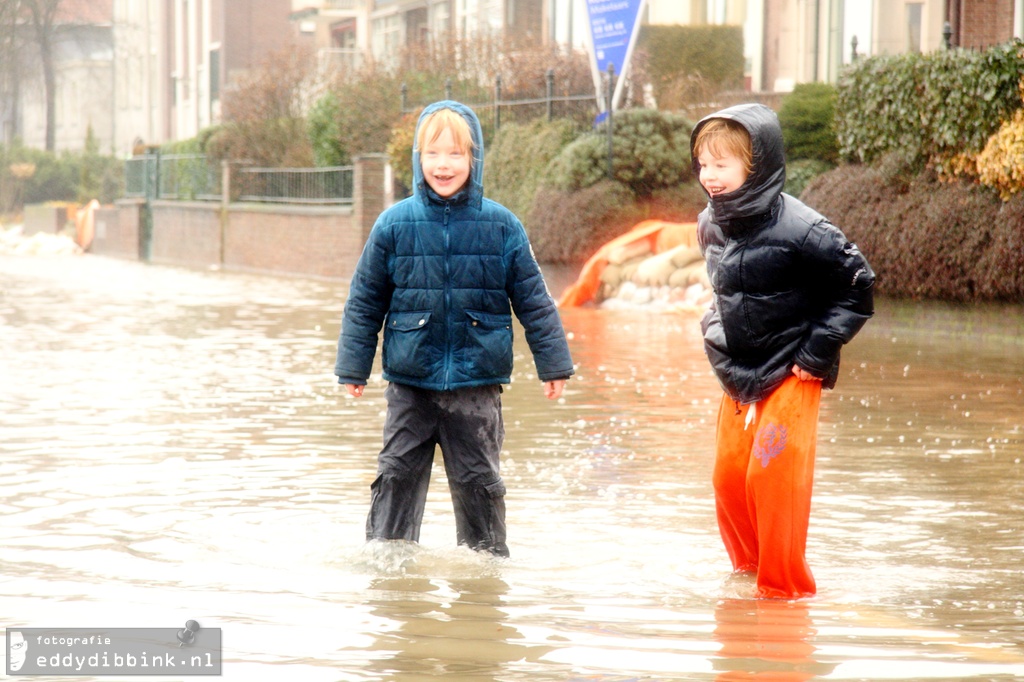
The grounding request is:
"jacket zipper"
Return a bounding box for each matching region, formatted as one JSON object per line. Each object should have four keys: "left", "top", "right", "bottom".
{"left": 442, "top": 202, "right": 452, "bottom": 390}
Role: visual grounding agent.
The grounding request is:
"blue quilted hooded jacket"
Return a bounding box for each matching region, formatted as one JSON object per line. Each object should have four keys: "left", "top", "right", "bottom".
{"left": 335, "top": 100, "right": 574, "bottom": 390}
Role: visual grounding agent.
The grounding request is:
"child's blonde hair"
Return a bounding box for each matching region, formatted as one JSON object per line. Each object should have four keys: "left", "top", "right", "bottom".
{"left": 693, "top": 118, "right": 753, "bottom": 174}
{"left": 417, "top": 108, "right": 475, "bottom": 161}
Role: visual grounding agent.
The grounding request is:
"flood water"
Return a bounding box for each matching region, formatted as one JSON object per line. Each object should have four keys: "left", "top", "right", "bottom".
{"left": 1, "top": 252, "right": 1023, "bottom": 681}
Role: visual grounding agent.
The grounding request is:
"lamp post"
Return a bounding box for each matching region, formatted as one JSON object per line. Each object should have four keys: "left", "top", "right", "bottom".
{"left": 851, "top": 35, "right": 858, "bottom": 62}
{"left": 943, "top": 21, "right": 953, "bottom": 49}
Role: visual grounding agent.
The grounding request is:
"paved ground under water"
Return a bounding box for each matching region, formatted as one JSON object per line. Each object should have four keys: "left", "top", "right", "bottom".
{"left": 2, "top": 253, "right": 1023, "bottom": 681}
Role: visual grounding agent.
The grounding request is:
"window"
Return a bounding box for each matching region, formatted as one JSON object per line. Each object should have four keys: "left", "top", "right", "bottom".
{"left": 372, "top": 14, "right": 401, "bottom": 63}
{"left": 906, "top": 2, "right": 923, "bottom": 53}
{"left": 209, "top": 48, "right": 219, "bottom": 100}
{"left": 430, "top": 1, "right": 450, "bottom": 38}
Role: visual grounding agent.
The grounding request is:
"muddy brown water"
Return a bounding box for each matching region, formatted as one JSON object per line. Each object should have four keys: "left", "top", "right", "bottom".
{"left": 1, "top": 254, "right": 1022, "bottom": 681}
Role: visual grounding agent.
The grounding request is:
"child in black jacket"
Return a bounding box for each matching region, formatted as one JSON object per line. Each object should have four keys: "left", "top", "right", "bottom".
{"left": 691, "top": 103, "right": 875, "bottom": 599}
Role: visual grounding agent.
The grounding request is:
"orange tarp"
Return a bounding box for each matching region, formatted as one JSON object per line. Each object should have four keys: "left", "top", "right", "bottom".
{"left": 557, "top": 220, "right": 699, "bottom": 307}
{"left": 75, "top": 200, "right": 99, "bottom": 251}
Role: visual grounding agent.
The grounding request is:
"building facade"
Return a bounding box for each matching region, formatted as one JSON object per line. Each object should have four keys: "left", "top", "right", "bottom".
{"left": 4, "top": 0, "right": 1023, "bottom": 156}
{"left": 5, "top": 0, "right": 115, "bottom": 152}
{"left": 761, "top": 0, "right": 1023, "bottom": 93}
{"left": 945, "top": 0, "right": 1022, "bottom": 47}
{"left": 112, "top": 0, "right": 294, "bottom": 156}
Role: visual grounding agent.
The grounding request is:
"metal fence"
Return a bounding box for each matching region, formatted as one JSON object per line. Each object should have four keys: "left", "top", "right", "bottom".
{"left": 125, "top": 154, "right": 220, "bottom": 200}
{"left": 235, "top": 166, "right": 353, "bottom": 205}
{"left": 401, "top": 70, "right": 601, "bottom": 140}
{"left": 125, "top": 153, "right": 353, "bottom": 205}
{"left": 124, "top": 155, "right": 155, "bottom": 197}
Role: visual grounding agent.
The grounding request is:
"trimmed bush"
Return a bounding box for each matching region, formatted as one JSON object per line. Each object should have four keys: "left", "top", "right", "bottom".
{"left": 488, "top": 118, "right": 579, "bottom": 223}
{"left": 637, "top": 25, "right": 744, "bottom": 110}
{"left": 802, "top": 163, "right": 1024, "bottom": 302}
{"left": 546, "top": 109, "right": 693, "bottom": 198}
{"left": 778, "top": 82, "right": 838, "bottom": 164}
{"left": 785, "top": 159, "right": 832, "bottom": 198}
{"left": 976, "top": 107, "right": 1024, "bottom": 200}
{"left": 526, "top": 180, "right": 638, "bottom": 264}
{"left": 836, "top": 40, "right": 1024, "bottom": 177}
{"left": 526, "top": 179, "right": 706, "bottom": 265}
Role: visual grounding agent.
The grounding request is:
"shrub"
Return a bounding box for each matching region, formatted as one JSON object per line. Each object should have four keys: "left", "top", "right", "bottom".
{"left": 488, "top": 118, "right": 579, "bottom": 223}
{"left": 396, "top": 36, "right": 595, "bottom": 134}
{"left": 526, "top": 180, "right": 638, "bottom": 264}
{"left": 214, "top": 44, "right": 317, "bottom": 166}
{"left": 0, "top": 138, "right": 124, "bottom": 213}
{"left": 802, "top": 163, "right": 1024, "bottom": 302}
{"left": 778, "top": 82, "right": 838, "bottom": 164}
{"left": 546, "top": 109, "right": 693, "bottom": 198}
{"left": 332, "top": 68, "right": 405, "bottom": 161}
{"left": 636, "top": 25, "right": 744, "bottom": 110}
{"left": 836, "top": 40, "right": 1024, "bottom": 177}
{"left": 527, "top": 179, "right": 707, "bottom": 265}
{"left": 976, "top": 107, "right": 1024, "bottom": 201}
{"left": 308, "top": 92, "right": 346, "bottom": 167}
{"left": 785, "top": 159, "right": 832, "bottom": 198}
{"left": 385, "top": 110, "right": 422, "bottom": 196}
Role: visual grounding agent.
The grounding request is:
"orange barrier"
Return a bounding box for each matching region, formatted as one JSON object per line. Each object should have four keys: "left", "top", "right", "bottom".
{"left": 557, "top": 220, "right": 699, "bottom": 307}
{"left": 75, "top": 200, "right": 99, "bottom": 251}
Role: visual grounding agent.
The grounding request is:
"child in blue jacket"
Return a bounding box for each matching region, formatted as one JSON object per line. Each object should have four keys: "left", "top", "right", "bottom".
{"left": 335, "top": 101, "right": 574, "bottom": 557}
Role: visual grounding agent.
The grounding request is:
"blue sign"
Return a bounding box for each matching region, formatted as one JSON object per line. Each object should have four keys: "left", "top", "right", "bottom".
{"left": 584, "top": 0, "right": 647, "bottom": 110}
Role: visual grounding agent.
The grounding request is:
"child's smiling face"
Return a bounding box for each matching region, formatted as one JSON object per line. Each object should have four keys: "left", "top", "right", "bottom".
{"left": 697, "top": 147, "right": 749, "bottom": 198}
{"left": 421, "top": 127, "right": 471, "bottom": 199}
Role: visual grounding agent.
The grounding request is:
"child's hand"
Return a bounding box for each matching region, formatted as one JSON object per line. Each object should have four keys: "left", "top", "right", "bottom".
{"left": 543, "top": 379, "right": 566, "bottom": 400}
{"left": 345, "top": 384, "right": 365, "bottom": 397}
{"left": 791, "top": 365, "right": 821, "bottom": 382}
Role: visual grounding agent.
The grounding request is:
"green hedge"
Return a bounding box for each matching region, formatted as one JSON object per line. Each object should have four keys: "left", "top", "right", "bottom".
{"left": 778, "top": 82, "right": 838, "bottom": 164}
{"left": 836, "top": 40, "right": 1024, "bottom": 175}
{"left": 488, "top": 118, "right": 579, "bottom": 223}
{"left": 0, "top": 140, "right": 123, "bottom": 214}
{"left": 545, "top": 109, "right": 694, "bottom": 198}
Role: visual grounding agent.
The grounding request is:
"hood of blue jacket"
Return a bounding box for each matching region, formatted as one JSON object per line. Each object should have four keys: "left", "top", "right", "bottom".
{"left": 689, "top": 102, "right": 786, "bottom": 231}
{"left": 412, "top": 100, "right": 485, "bottom": 208}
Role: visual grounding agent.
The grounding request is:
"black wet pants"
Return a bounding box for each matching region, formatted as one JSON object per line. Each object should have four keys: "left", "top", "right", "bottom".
{"left": 366, "top": 382, "right": 509, "bottom": 557}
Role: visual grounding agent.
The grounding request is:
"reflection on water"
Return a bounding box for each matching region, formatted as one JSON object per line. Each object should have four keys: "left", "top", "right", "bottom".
{"left": 712, "top": 596, "right": 836, "bottom": 680}
{"left": 1, "top": 254, "right": 1023, "bottom": 681}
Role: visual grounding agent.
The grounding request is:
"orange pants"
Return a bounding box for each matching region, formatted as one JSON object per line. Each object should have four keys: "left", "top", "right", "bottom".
{"left": 713, "top": 375, "right": 822, "bottom": 599}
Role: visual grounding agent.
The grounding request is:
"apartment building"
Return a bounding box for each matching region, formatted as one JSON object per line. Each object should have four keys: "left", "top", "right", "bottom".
{"left": 113, "top": 0, "right": 293, "bottom": 156}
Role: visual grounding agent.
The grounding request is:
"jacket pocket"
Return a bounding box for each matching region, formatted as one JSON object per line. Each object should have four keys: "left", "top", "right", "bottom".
{"left": 382, "top": 311, "right": 434, "bottom": 378}
{"left": 465, "top": 309, "right": 514, "bottom": 378}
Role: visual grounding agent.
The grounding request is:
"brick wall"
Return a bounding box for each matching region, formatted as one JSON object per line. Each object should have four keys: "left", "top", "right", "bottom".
{"left": 91, "top": 201, "right": 142, "bottom": 258}
{"left": 954, "top": 0, "right": 1015, "bottom": 48}
{"left": 223, "top": 204, "right": 361, "bottom": 279}
{"left": 88, "top": 154, "right": 387, "bottom": 281}
{"left": 353, "top": 154, "right": 387, "bottom": 243}
{"left": 149, "top": 201, "right": 223, "bottom": 267}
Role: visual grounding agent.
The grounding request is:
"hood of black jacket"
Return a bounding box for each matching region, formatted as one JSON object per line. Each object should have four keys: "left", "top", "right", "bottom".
{"left": 689, "top": 103, "right": 786, "bottom": 234}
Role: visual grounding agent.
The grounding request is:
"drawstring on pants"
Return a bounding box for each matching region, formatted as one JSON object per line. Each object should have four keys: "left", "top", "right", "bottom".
{"left": 733, "top": 400, "right": 758, "bottom": 429}
{"left": 744, "top": 401, "right": 757, "bottom": 430}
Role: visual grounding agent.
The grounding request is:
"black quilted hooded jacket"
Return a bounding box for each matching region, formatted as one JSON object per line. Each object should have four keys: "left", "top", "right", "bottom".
{"left": 690, "top": 103, "right": 875, "bottom": 405}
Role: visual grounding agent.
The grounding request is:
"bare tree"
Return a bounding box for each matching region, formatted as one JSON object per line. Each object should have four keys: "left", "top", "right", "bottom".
{"left": 22, "top": 0, "right": 61, "bottom": 152}
{"left": 0, "top": 0, "right": 25, "bottom": 144}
